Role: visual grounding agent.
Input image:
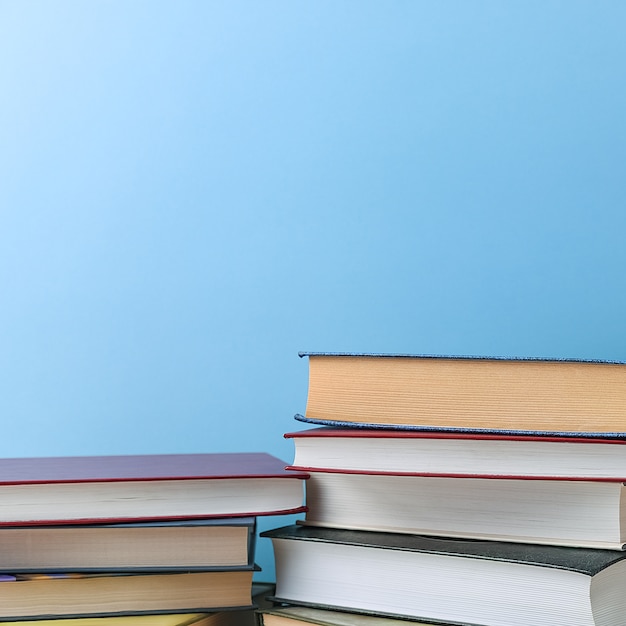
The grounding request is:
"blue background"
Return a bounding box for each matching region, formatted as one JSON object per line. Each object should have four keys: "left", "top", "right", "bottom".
{"left": 1, "top": 1, "right": 625, "bottom": 579}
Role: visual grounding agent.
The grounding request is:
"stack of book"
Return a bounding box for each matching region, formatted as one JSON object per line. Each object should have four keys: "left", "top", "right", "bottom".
{"left": 0, "top": 451, "right": 308, "bottom": 625}
{"left": 260, "top": 352, "right": 626, "bottom": 626}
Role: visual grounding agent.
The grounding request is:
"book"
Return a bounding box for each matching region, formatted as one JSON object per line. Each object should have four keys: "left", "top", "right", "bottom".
{"left": 0, "top": 582, "right": 274, "bottom": 624}
{"left": 262, "top": 524, "right": 626, "bottom": 626}
{"left": 297, "top": 352, "right": 626, "bottom": 437}
{"left": 0, "top": 569, "right": 256, "bottom": 620}
{"left": 0, "top": 613, "right": 229, "bottom": 626}
{"left": 0, "top": 452, "right": 307, "bottom": 525}
{"left": 258, "top": 606, "right": 440, "bottom": 626}
{"left": 0, "top": 582, "right": 276, "bottom": 626}
{"left": 285, "top": 427, "right": 626, "bottom": 479}
{"left": 0, "top": 517, "right": 256, "bottom": 572}
{"left": 298, "top": 471, "right": 626, "bottom": 548}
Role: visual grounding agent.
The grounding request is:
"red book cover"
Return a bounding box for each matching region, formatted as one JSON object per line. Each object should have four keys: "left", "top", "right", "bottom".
{"left": 0, "top": 452, "right": 304, "bottom": 484}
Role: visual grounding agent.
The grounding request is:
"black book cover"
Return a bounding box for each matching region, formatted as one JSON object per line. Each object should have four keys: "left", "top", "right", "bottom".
{"left": 262, "top": 524, "right": 626, "bottom": 575}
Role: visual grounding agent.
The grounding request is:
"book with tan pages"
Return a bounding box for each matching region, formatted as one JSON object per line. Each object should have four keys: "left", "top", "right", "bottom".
{"left": 297, "top": 352, "right": 626, "bottom": 437}
{"left": 0, "top": 569, "right": 256, "bottom": 620}
{"left": 0, "top": 517, "right": 256, "bottom": 572}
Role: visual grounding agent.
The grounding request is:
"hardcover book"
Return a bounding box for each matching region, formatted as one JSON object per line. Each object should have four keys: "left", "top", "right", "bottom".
{"left": 0, "top": 569, "right": 256, "bottom": 620}
{"left": 0, "top": 582, "right": 274, "bottom": 625}
{"left": 299, "top": 471, "right": 626, "bottom": 549}
{"left": 0, "top": 613, "right": 236, "bottom": 626}
{"left": 0, "top": 615, "right": 210, "bottom": 626}
{"left": 258, "top": 606, "right": 440, "bottom": 626}
{"left": 297, "top": 352, "right": 626, "bottom": 437}
{"left": 0, "top": 452, "right": 307, "bottom": 525}
{"left": 286, "top": 427, "right": 626, "bottom": 479}
{"left": 263, "top": 524, "right": 626, "bottom": 626}
{"left": 0, "top": 517, "right": 256, "bottom": 572}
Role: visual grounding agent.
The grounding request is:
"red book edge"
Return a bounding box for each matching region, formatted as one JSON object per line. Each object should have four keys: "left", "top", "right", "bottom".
{"left": 0, "top": 452, "right": 309, "bottom": 486}
{"left": 285, "top": 464, "right": 626, "bottom": 482}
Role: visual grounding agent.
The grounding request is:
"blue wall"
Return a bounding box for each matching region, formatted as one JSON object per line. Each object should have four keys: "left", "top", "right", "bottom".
{"left": 1, "top": 0, "right": 625, "bottom": 579}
